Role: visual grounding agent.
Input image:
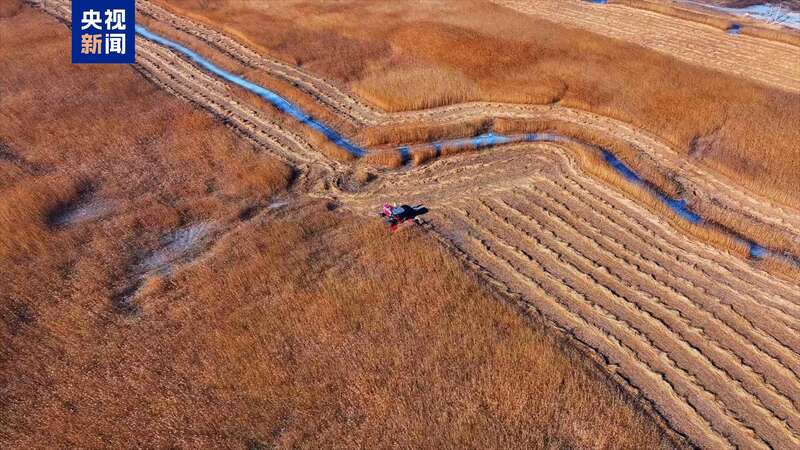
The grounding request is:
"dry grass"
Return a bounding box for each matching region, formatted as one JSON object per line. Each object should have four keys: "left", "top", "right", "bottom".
{"left": 572, "top": 146, "right": 800, "bottom": 282}
{"left": 493, "top": 118, "right": 685, "bottom": 199}
{"left": 360, "top": 119, "right": 495, "bottom": 167}
{"left": 410, "top": 141, "right": 480, "bottom": 166}
{"left": 1, "top": 198, "right": 681, "bottom": 448}
{"left": 354, "top": 65, "right": 482, "bottom": 111}
{"left": 0, "top": 0, "right": 21, "bottom": 17}
{"left": 358, "top": 116, "right": 684, "bottom": 198}
{"left": 138, "top": 16, "right": 360, "bottom": 158}
{"left": 361, "top": 148, "right": 404, "bottom": 168}
{"left": 158, "top": 0, "right": 800, "bottom": 207}
{"left": 369, "top": 118, "right": 753, "bottom": 260}
{"left": 612, "top": 0, "right": 800, "bottom": 46}
{"left": 358, "top": 117, "right": 493, "bottom": 147}
{"left": 496, "top": 118, "right": 800, "bottom": 257}
{"left": 690, "top": 198, "right": 800, "bottom": 256}
{"left": 410, "top": 146, "right": 439, "bottom": 166}
{"left": 353, "top": 165, "right": 375, "bottom": 184}
{"left": 161, "top": 1, "right": 391, "bottom": 84}
{"left": 1, "top": 8, "right": 679, "bottom": 449}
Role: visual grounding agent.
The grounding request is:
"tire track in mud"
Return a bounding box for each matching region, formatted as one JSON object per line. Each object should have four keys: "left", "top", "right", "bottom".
{"left": 30, "top": 3, "right": 800, "bottom": 448}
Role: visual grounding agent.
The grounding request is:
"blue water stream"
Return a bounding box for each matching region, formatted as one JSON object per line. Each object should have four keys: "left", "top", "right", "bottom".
{"left": 136, "top": 26, "right": 365, "bottom": 157}
{"left": 135, "top": 26, "right": 788, "bottom": 263}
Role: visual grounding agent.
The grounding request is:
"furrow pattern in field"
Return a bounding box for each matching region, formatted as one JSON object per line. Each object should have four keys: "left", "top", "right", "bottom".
{"left": 489, "top": 193, "right": 800, "bottom": 429}
{"left": 458, "top": 199, "right": 796, "bottom": 448}
{"left": 492, "top": 0, "right": 800, "bottom": 92}
{"left": 547, "top": 179, "right": 800, "bottom": 360}
{"left": 434, "top": 208, "right": 733, "bottom": 449}
{"left": 352, "top": 143, "right": 800, "bottom": 447}
{"left": 519, "top": 182, "right": 800, "bottom": 390}
{"left": 447, "top": 204, "right": 761, "bottom": 448}
{"left": 136, "top": 44, "right": 315, "bottom": 161}
{"left": 554, "top": 169, "right": 800, "bottom": 316}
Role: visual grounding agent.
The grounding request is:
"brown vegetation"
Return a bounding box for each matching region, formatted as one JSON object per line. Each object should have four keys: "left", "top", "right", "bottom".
{"left": 360, "top": 115, "right": 800, "bottom": 260}
{"left": 612, "top": 0, "right": 800, "bottom": 46}
{"left": 361, "top": 148, "right": 404, "bottom": 168}
{"left": 360, "top": 117, "right": 685, "bottom": 196}
{"left": 358, "top": 118, "right": 493, "bottom": 147}
{"left": 355, "top": 65, "right": 484, "bottom": 111}
{"left": 157, "top": 0, "right": 800, "bottom": 207}
{"left": 0, "top": 11, "right": 291, "bottom": 263}
{"left": 0, "top": 0, "right": 21, "bottom": 18}
{"left": 347, "top": 144, "right": 800, "bottom": 448}
{"left": 1, "top": 8, "right": 679, "bottom": 449}
{"left": 496, "top": 119, "right": 800, "bottom": 258}
{"left": 571, "top": 149, "right": 752, "bottom": 260}
{"left": 138, "top": 15, "right": 361, "bottom": 157}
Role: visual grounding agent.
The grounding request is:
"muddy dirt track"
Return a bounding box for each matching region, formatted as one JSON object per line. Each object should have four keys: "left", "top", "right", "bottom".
{"left": 34, "top": 1, "right": 800, "bottom": 448}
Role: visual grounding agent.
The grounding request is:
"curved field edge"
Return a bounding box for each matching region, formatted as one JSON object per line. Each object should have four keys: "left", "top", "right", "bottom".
{"left": 127, "top": 22, "right": 800, "bottom": 273}
{"left": 131, "top": 0, "right": 800, "bottom": 265}
{"left": 150, "top": 0, "right": 800, "bottom": 205}
{"left": 135, "top": 0, "right": 800, "bottom": 222}
{"left": 361, "top": 117, "right": 800, "bottom": 268}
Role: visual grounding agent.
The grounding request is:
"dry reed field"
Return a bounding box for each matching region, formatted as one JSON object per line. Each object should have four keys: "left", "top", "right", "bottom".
{"left": 157, "top": 0, "right": 800, "bottom": 207}
{"left": 24, "top": 0, "right": 799, "bottom": 445}
{"left": 120, "top": 0, "right": 800, "bottom": 262}
{"left": 1, "top": 6, "right": 683, "bottom": 449}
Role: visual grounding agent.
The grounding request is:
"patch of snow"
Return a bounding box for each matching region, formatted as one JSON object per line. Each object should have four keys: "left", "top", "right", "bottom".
{"left": 268, "top": 200, "right": 289, "bottom": 209}
{"left": 138, "top": 222, "right": 215, "bottom": 275}
{"left": 52, "top": 200, "right": 111, "bottom": 227}
{"left": 682, "top": 1, "right": 800, "bottom": 30}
